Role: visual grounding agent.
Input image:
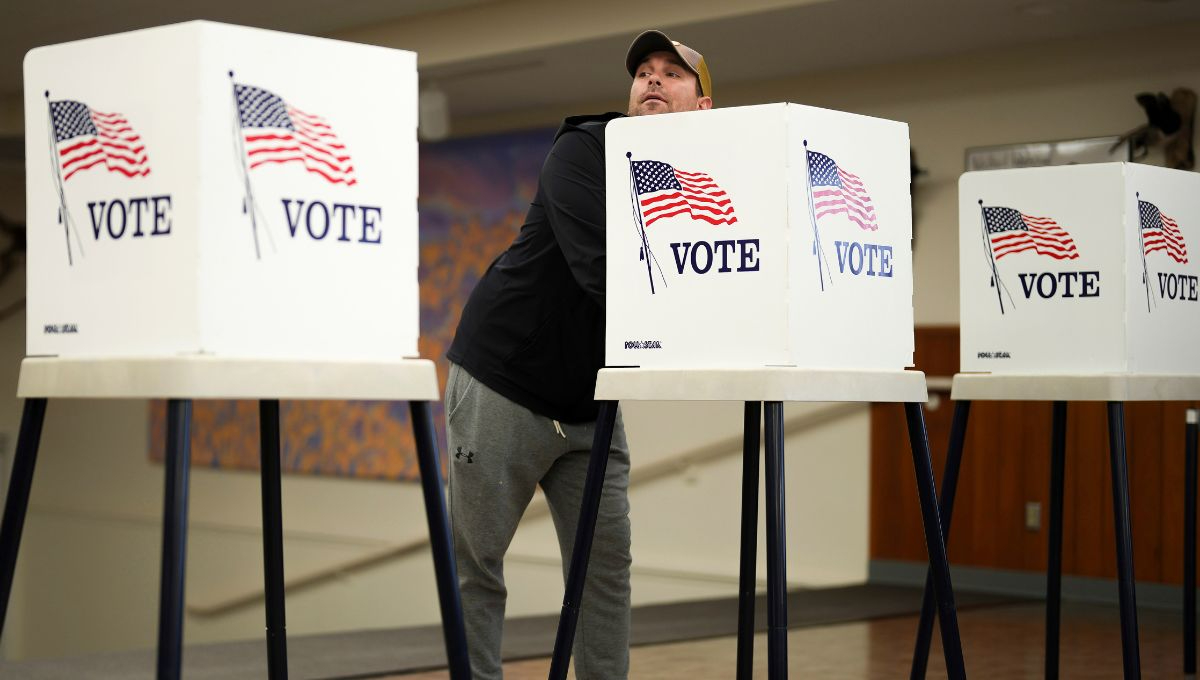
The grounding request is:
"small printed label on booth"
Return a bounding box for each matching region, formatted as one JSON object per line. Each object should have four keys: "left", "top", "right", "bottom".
{"left": 975, "top": 350, "right": 1011, "bottom": 360}
{"left": 43, "top": 323, "right": 79, "bottom": 334}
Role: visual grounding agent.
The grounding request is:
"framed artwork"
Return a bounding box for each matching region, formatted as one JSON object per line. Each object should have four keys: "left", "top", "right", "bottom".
{"left": 965, "top": 136, "right": 1131, "bottom": 171}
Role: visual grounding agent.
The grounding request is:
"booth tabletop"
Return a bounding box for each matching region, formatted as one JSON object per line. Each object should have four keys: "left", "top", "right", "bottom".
{"left": 594, "top": 367, "right": 927, "bottom": 403}
{"left": 951, "top": 373, "right": 1200, "bottom": 402}
{"left": 16, "top": 356, "right": 440, "bottom": 401}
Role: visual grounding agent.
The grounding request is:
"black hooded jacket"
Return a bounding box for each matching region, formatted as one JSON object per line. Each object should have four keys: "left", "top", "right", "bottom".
{"left": 447, "top": 112, "right": 625, "bottom": 423}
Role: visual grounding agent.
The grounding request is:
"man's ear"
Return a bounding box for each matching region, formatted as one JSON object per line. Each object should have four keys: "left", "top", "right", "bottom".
{"left": 697, "top": 96, "right": 713, "bottom": 110}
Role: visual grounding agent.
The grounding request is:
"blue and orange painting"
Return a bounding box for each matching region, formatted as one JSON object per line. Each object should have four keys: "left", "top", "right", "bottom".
{"left": 149, "top": 126, "right": 555, "bottom": 481}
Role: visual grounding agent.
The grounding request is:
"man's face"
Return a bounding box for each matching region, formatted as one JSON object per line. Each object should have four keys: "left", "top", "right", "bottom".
{"left": 627, "top": 51, "right": 713, "bottom": 117}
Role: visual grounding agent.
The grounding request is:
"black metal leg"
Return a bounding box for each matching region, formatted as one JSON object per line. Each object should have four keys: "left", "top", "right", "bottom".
{"left": 904, "top": 402, "right": 966, "bottom": 680}
{"left": 911, "top": 400, "right": 971, "bottom": 680}
{"left": 1107, "top": 402, "right": 1141, "bottom": 679}
{"left": 764, "top": 401, "right": 787, "bottom": 680}
{"left": 157, "top": 399, "right": 193, "bottom": 680}
{"left": 548, "top": 400, "right": 618, "bottom": 680}
{"left": 1046, "top": 401, "right": 1067, "bottom": 680}
{"left": 1187, "top": 408, "right": 1198, "bottom": 676}
{"left": 259, "top": 400, "right": 289, "bottom": 680}
{"left": 0, "top": 399, "right": 48, "bottom": 640}
{"left": 410, "top": 401, "right": 471, "bottom": 680}
{"left": 737, "top": 401, "right": 762, "bottom": 680}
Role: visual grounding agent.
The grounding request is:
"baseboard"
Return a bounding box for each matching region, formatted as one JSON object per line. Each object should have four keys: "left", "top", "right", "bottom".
{"left": 868, "top": 559, "right": 1185, "bottom": 611}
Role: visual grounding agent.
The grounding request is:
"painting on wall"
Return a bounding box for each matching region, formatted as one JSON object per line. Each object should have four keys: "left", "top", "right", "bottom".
{"left": 149, "top": 126, "right": 555, "bottom": 480}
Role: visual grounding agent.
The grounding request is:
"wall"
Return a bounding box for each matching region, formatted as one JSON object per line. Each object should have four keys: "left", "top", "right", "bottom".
{"left": 873, "top": 327, "right": 1200, "bottom": 585}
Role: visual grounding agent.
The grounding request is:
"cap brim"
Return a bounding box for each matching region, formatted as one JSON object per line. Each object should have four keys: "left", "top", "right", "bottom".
{"left": 626, "top": 30, "right": 686, "bottom": 78}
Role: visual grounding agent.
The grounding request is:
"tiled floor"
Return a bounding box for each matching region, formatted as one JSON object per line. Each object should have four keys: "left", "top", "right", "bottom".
{"left": 396, "top": 600, "right": 1181, "bottom": 678}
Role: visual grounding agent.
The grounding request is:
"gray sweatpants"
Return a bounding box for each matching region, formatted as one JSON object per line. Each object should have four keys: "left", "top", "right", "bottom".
{"left": 445, "top": 363, "right": 631, "bottom": 680}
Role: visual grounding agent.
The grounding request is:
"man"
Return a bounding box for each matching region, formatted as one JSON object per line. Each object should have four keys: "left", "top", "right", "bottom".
{"left": 444, "top": 30, "right": 712, "bottom": 679}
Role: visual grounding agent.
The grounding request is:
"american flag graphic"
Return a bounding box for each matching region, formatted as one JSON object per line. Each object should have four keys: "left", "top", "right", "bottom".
{"left": 631, "top": 160, "right": 736, "bottom": 226}
{"left": 234, "top": 83, "right": 356, "bottom": 186}
{"left": 50, "top": 100, "right": 150, "bottom": 181}
{"left": 1139, "top": 199, "right": 1188, "bottom": 264}
{"left": 983, "top": 207, "right": 1079, "bottom": 260}
{"left": 807, "top": 150, "right": 876, "bottom": 231}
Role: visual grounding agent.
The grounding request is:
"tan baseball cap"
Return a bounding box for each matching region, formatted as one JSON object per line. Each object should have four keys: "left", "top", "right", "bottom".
{"left": 625, "top": 29, "right": 712, "bottom": 98}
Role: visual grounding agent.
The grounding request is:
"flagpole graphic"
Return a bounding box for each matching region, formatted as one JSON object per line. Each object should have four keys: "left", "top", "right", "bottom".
{"left": 230, "top": 71, "right": 263, "bottom": 260}
{"left": 803, "top": 140, "right": 832, "bottom": 291}
{"left": 978, "top": 200, "right": 1006, "bottom": 315}
{"left": 627, "top": 152, "right": 657, "bottom": 294}
{"left": 1135, "top": 191, "right": 1154, "bottom": 312}
{"left": 44, "top": 91, "right": 86, "bottom": 266}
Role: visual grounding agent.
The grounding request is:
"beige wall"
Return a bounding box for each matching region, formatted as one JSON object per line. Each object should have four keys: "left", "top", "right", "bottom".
{"left": 0, "top": 20, "right": 1197, "bottom": 660}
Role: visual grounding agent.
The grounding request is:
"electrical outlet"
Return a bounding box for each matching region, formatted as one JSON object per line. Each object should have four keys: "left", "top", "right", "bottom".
{"left": 1024, "top": 501, "right": 1042, "bottom": 531}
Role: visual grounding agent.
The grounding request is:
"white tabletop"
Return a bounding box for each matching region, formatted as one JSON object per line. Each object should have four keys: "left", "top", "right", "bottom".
{"left": 16, "top": 356, "right": 440, "bottom": 400}
{"left": 595, "top": 367, "right": 927, "bottom": 403}
{"left": 951, "top": 373, "right": 1200, "bottom": 402}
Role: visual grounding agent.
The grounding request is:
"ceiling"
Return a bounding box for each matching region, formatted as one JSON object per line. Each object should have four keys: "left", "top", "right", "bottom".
{"left": 415, "top": 0, "right": 1200, "bottom": 122}
{"left": 0, "top": 0, "right": 485, "bottom": 96}
{"left": 2, "top": 0, "right": 1199, "bottom": 130}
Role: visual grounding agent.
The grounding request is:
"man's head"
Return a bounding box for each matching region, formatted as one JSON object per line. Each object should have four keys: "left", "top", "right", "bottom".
{"left": 625, "top": 30, "right": 713, "bottom": 117}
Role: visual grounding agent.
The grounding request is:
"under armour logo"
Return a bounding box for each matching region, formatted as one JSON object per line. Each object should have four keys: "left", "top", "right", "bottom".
{"left": 455, "top": 446, "right": 475, "bottom": 464}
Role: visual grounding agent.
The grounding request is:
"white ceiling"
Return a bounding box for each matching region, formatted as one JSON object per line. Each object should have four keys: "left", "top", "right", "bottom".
{"left": 2, "top": 0, "right": 1199, "bottom": 126}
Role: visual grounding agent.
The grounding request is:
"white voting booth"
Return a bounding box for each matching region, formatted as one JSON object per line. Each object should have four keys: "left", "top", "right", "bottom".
{"left": 959, "top": 162, "right": 1200, "bottom": 394}
{"left": 906, "top": 163, "right": 1200, "bottom": 679}
{"left": 24, "top": 20, "right": 419, "bottom": 368}
{"left": 8, "top": 21, "right": 469, "bottom": 680}
{"left": 549, "top": 104, "right": 966, "bottom": 680}
{"left": 605, "top": 102, "right": 914, "bottom": 372}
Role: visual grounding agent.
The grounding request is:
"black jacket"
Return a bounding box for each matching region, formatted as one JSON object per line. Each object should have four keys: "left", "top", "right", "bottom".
{"left": 447, "top": 112, "right": 624, "bottom": 423}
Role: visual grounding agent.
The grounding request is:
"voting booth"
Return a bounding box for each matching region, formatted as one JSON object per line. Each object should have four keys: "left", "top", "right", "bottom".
{"left": 24, "top": 21, "right": 418, "bottom": 361}
{"left": 551, "top": 104, "right": 966, "bottom": 680}
{"left": 906, "top": 163, "right": 1200, "bottom": 680}
{"left": 959, "top": 163, "right": 1200, "bottom": 377}
{"left": 604, "top": 102, "right": 914, "bottom": 370}
{"left": 6, "top": 22, "right": 469, "bottom": 680}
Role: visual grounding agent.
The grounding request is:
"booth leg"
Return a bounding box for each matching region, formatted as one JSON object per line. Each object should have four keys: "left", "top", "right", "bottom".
{"left": 910, "top": 400, "right": 971, "bottom": 680}
{"left": 259, "top": 400, "right": 289, "bottom": 680}
{"left": 737, "top": 401, "right": 762, "bottom": 680}
{"left": 1186, "top": 408, "right": 1198, "bottom": 676}
{"left": 409, "top": 400, "right": 471, "bottom": 680}
{"left": 0, "top": 398, "right": 48, "bottom": 640}
{"left": 1107, "top": 402, "right": 1142, "bottom": 680}
{"left": 548, "top": 400, "right": 618, "bottom": 680}
{"left": 904, "top": 402, "right": 966, "bottom": 680}
{"left": 764, "top": 401, "right": 787, "bottom": 680}
{"left": 1046, "top": 401, "right": 1067, "bottom": 680}
{"left": 156, "top": 399, "right": 193, "bottom": 680}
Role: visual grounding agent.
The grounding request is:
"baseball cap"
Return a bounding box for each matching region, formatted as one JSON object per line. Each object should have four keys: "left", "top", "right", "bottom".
{"left": 625, "top": 29, "right": 711, "bottom": 98}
